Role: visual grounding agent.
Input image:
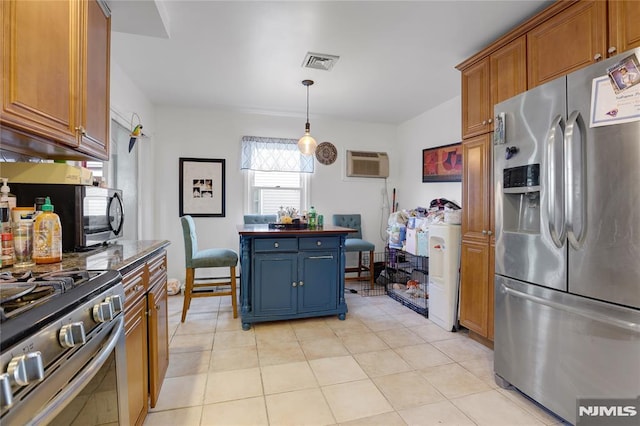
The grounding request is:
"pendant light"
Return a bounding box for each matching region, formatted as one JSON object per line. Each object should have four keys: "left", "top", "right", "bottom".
{"left": 298, "top": 79, "right": 317, "bottom": 155}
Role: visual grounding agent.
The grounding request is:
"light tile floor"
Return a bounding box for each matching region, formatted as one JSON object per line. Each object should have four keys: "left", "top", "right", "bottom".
{"left": 144, "top": 289, "right": 568, "bottom": 426}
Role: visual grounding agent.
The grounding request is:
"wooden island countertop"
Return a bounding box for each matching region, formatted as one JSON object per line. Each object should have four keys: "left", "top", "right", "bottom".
{"left": 236, "top": 224, "right": 356, "bottom": 236}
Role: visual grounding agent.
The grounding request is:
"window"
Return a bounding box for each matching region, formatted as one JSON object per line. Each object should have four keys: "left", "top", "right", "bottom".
{"left": 241, "top": 136, "right": 313, "bottom": 215}
{"left": 246, "top": 170, "right": 309, "bottom": 215}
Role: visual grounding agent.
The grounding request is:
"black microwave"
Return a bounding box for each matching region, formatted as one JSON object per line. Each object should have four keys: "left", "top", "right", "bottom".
{"left": 11, "top": 183, "right": 124, "bottom": 252}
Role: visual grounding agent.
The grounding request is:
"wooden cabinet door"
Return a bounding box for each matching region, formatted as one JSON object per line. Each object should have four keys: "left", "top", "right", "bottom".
{"left": 459, "top": 240, "right": 489, "bottom": 336}
{"left": 462, "top": 134, "right": 491, "bottom": 242}
{"left": 148, "top": 278, "right": 169, "bottom": 409}
{"left": 461, "top": 58, "right": 491, "bottom": 139}
{"left": 1, "top": 0, "right": 79, "bottom": 147}
{"left": 78, "top": 0, "right": 110, "bottom": 160}
{"left": 527, "top": 0, "right": 607, "bottom": 88}
{"left": 298, "top": 251, "right": 338, "bottom": 312}
{"left": 490, "top": 36, "right": 527, "bottom": 115}
{"left": 608, "top": 0, "right": 640, "bottom": 56}
{"left": 125, "top": 295, "right": 149, "bottom": 426}
{"left": 253, "top": 253, "right": 298, "bottom": 316}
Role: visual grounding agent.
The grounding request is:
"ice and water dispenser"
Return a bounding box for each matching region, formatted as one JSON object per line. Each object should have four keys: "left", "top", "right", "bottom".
{"left": 502, "top": 164, "right": 541, "bottom": 234}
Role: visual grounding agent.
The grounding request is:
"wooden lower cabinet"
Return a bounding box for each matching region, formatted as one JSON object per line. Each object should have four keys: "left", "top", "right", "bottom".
{"left": 148, "top": 253, "right": 169, "bottom": 409}
{"left": 460, "top": 240, "right": 489, "bottom": 336}
{"left": 123, "top": 249, "right": 169, "bottom": 425}
{"left": 125, "top": 295, "right": 149, "bottom": 426}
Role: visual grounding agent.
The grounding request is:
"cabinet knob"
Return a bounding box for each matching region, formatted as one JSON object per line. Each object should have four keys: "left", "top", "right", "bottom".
{"left": 593, "top": 53, "right": 602, "bottom": 61}
{"left": 299, "top": 281, "right": 304, "bottom": 286}
{"left": 487, "top": 118, "right": 493, "bottom": 124}
{"left": 482, "top": 120, "right": 487, "bottom": 125}
{"left": 481, "top": 230, "right": 487, "bottom": 235}
{"left": 608, "top": 46, "right": 617, "bottom": 54}
{"left": 316, "top": 241, "right": 322, "bottom": 246}
{"left": 487, "top": 230, "right": 493, "bottom": 236}
{"left": 75, "top": 126, "right": 87, "bottom": 135}
{"left": 292, "top": 282, "right": 297, "bottom": 287}
{"left": 274, "top": 242, "right": 279, "bottom": 248}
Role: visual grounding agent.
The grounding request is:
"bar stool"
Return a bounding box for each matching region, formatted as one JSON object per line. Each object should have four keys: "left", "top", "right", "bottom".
{"left": 332, "top": 214, "right": 375, "bottom": 289}
{"left": 180, "top": 215, "right": 238, "bottom": 322}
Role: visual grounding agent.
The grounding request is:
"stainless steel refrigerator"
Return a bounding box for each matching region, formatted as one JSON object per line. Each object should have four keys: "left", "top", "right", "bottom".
{"left": 493, "top": 48, "right": 640, "bottom": 425}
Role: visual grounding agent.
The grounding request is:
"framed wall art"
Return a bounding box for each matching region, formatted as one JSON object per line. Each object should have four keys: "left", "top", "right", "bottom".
{"left": 422, "top": 142, "right": 463, "bottom": 182}
{"left": 179, "top": 158, "right": 226, "bottom": 217}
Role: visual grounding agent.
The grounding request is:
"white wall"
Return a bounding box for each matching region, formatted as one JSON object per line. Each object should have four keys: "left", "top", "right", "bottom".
{"left": 110, "top": 62, "right": 156, "bottom": 239}
{"left": 396, "top": 96, "right": 462, "bottom": 209}
{"left": 151, "top": 107, "right": 397, "bottom": 280}
{"left": 110, "top": 63, "right": 463, "bottom": 282}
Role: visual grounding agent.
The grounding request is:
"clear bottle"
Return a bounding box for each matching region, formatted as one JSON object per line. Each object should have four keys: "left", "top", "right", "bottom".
{"left": 0, "top": 178, "right": 17, "bottom": 233}
{"left": 33, "top": 197, "right": 62, "bottom": 264}
{"left": 308, "top": 206, "right": 317, "bottom": 229}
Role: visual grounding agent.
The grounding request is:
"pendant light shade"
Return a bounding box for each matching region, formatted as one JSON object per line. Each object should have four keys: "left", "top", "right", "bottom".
{"left": 298, "top": 80, "right": 317, "bottom": 155}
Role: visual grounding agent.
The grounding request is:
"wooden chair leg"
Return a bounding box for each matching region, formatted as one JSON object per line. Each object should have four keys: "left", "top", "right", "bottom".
{"left": 181, "top": 268, "right": 194, "bottom": 322}
{"left": 357, "top": 251, "right": 363, "bottom": 278}
{"left": 369, "top": 250, "right": 375, "bottom": 289}
{"left": 230, "top": 266, "right": 238, "bottom": 318}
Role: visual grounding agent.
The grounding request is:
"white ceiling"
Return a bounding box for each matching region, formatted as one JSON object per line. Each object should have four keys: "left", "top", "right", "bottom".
{"left": 109, "top": 0, "right": 553, "bottom": 124}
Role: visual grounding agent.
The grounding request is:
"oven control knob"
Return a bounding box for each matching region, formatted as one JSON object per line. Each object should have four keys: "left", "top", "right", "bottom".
{"left": 93, "top": 302, "right": 114, "bottom": 323}
{"left": 59, "top": 322, "right": 87, "bottom": 348}
{"left": 6, "top": 352, "right": 44, "bottom": 387}
{"left": 0, "top": 373, "right": 13, "bottom": 409}
{"left": 106, "top": 295, "right": 123, "bottom": 314}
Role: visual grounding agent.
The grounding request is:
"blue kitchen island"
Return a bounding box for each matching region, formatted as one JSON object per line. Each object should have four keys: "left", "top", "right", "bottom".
{"left": 237, "top": 224, "right": 354, "bottom": 330}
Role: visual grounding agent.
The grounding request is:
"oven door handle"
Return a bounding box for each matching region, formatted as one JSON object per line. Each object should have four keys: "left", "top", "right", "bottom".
{"left": 28, "top": 316, "right": 124, "bottom": 426}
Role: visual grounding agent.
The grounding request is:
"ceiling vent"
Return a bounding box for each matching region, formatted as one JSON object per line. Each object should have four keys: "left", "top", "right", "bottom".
{"left": 302, "top": 52, "right": 340, "bottom": 71}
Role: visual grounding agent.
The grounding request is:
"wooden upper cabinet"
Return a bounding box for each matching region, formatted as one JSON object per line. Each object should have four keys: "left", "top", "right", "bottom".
{"left": 1, "top": 0, "right": 79, "bottom": 147}
{"left": 461, "top": 134, "right": 491, "bottom": 242}
{"left": 461, "top": 59, "right": 491, "bottom": 139}
{"left": 608, "top": 0, "right": 640, "bottom": 56}
{"left": 461, "top": 36, "right": 526, "bottom": 139}
{"left": 527, "top": 0, "right": 607, "bottom": 88}
{"left": 78, "top": 0, "right": 111, "bottom": 160}
{"left": 0, "top": 0, "right": 110, "bottom": 160}
{"left": 490, "top": 36, "right": 527, "bottom": 111}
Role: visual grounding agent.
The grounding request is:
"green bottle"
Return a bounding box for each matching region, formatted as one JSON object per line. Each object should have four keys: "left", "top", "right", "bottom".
{"left": 308, "top": 206, "right": 317, "bottom": 229}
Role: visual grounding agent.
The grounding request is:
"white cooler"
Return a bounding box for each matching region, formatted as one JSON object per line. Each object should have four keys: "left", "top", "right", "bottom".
{"left": 428, "top": 224, "right": 461, "bottom": 331}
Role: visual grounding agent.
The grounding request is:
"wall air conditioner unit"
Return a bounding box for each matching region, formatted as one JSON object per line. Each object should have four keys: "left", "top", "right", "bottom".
{"left": 346, "top": 150, "right": 389, "bottom": 178}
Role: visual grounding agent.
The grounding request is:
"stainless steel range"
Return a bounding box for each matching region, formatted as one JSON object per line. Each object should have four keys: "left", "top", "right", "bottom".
{"left": 0, "top": 269, "right": 128, "bottom": 425}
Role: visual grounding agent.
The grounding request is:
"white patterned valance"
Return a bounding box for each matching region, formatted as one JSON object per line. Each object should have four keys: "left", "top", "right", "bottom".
{"left": 240, "top": 136, "right": 314, "bottom": 173}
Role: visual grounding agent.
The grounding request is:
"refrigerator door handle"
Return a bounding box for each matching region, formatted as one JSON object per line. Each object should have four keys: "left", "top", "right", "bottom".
{"left": 500, "top": 283, "right": 640, "bottom": 333}
{"left": 546, "top": 114, "right": 566, "bottom": 248}
{"left": 565, "top": 110, "right": 587, "bottom": 249}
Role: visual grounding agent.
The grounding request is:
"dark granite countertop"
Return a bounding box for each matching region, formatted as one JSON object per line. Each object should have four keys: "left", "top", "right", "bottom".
{"left": 6, "top": 240, "right": 170, "bottom": 275}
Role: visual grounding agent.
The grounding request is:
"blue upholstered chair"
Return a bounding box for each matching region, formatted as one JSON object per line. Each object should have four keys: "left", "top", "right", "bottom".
{"left": 332, "top": 214, "right": 375, "bottom": 289}
{"left": 243, "top": 214, "right": 277, "bottom": 224}
{"left": 181, "top": 215, "right": 238, "bottom": 321}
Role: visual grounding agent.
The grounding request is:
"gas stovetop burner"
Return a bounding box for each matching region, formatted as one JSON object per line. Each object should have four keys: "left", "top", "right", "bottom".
{"left": 0, "top": 269, "right": 103, "bottom": 322}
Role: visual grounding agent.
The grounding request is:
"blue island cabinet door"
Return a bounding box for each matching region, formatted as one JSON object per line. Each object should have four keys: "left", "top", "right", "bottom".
{"left": 298, "top": 251, "right": 339, "bottom": 312}
{"left": 253, "top": 253, "right": 298, "bottom": 317}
